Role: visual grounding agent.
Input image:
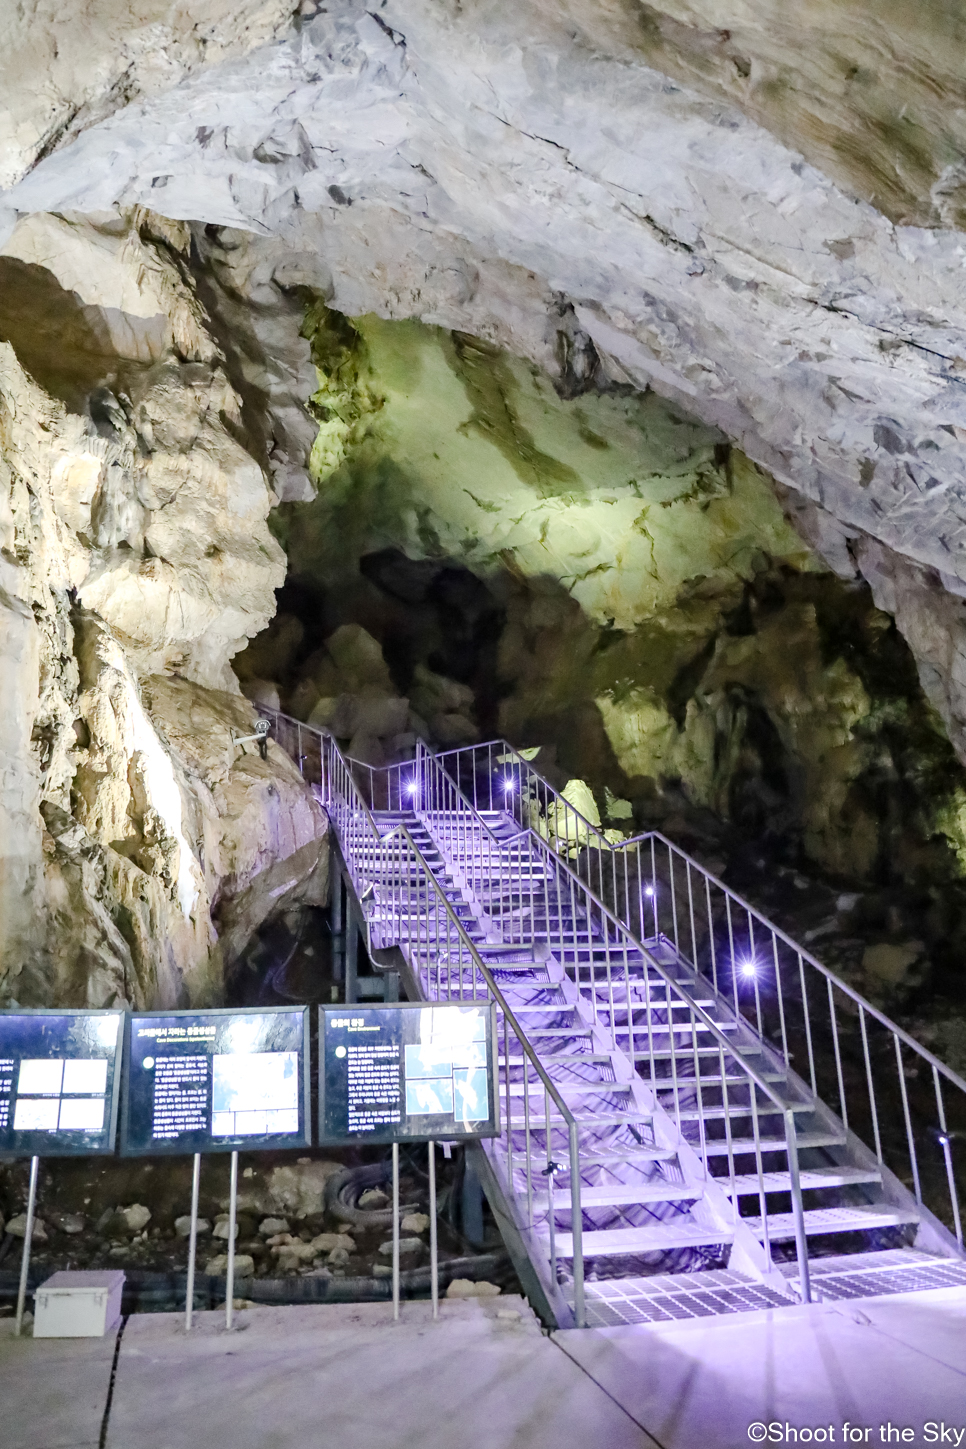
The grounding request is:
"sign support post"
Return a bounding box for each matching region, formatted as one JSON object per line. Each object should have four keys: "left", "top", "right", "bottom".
{"left": 225, "top": 1150, "right": 239, "bottom": 1331}
{"left": 428, "top": 1141, "right": 438, "bottom": 1320}
{"left": 391, "top": 1141, "right": 400, "bottom": 1321}
{"left": 319, "top": 1002, "right": 499, "bottom": 1321}
{"left": 184, "top": 1152, "right": 201, "bottom": 1331}
{"left": 14, "top": 1155, "right": 39, "bottom": 1336}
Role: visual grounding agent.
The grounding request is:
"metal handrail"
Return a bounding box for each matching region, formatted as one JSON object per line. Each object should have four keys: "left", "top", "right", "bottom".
{"left": 417, "top": 744, "right": 814, "bottom": 1300}
{"left": 440, "top": 739, "right": 966, "bottom": 1096}
{"left": 264, "top": 711, "right": 587, "bottom": 1325}
{"left": 434, "top": 737, "right": 966, "bottom": 1247}
{"left": 259, "top": 707, "right": 965, "bottom": 1298}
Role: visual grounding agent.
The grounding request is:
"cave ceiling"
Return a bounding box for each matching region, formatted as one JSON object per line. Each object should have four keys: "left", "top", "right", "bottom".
{"left": 2, "top": 0, "right": 966, "bottom": 591}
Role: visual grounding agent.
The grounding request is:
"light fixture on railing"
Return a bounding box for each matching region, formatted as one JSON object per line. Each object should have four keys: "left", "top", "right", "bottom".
{"left": 405, "top": 779, "right": 419, "bottom": 797}
{"left": 644, "top": 885, "right": 655, "bottom": 898}
{"left": 928, "top": 1126, "right": 959, "bottom": 1149}
{"left": 739, "top": 959, "right": 758, "bottom": 978}
{"left": 503, "top": 776, "right": 516, "bottom": 793}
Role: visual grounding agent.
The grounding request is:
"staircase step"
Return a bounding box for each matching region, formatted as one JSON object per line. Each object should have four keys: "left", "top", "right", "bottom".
{"left": 527, "top": 1028, "right": 593, "bottom": 1039}
{"left": 508, "top": 1111, "right": 654, "bottom": 1128}
{"left": 746, "top": 1204, "right": 919, "bottom": 1241}
{"left": 550, "top": 1221, "right": 734, "bottom": 1258}
{"left": 701, "top": 1131, "right": 848, "bottom": 1156}
{"left": 535, "top": 1182, "right": 702, "bottom": 1210}
{"left": 723, "top": 1167, "right": 882, "bottom": 1196}
{"left": 504, "top": 1080, "right": 629, "bottom": 1097}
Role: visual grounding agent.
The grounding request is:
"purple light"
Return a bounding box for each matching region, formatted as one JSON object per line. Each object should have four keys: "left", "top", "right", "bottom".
{"left": 740, "top": 959, "right": 757, "bottom": 978}
{"left": 503, "top": 776, "right": 516, "bottom": 792}
{"left": 405, "top": 779, "right": 419, "bottom": 797}
{"left": 644, "top": 885, "right": 655, "bottom": 898}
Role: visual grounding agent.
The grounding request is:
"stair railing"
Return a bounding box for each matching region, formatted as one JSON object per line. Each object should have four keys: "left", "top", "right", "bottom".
{"left": 260, "top": 707, "right": 813, "bottom": 1299}
{"left": 257, "top": 709, "right": 587, "bottom": 1325}
{"left": 436, "top": 739, "right": 966, "bottom": 1249}
{"left": 420, "top": 744, "right": 815, "bottom": 1300}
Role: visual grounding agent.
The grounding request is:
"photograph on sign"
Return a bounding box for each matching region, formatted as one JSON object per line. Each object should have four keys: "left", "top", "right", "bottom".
{"left": 122, "top": 1007, "right": 310, "bottom": 1155}
{"left": 0, "top": 1011, "right": 124, "bottom": 1157}
{"left": 319, "top": 1002, "right": 498, "bottom": 1144}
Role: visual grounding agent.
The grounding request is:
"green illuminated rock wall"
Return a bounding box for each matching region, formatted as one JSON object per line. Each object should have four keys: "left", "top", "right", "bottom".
{"left": 254, "top": 306, "right": 966, "bottom": 899}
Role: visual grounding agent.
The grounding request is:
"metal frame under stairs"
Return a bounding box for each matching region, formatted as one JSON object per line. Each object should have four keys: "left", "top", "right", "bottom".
{"left": 260, "top": 709, "right": 966, "bottom": 1328}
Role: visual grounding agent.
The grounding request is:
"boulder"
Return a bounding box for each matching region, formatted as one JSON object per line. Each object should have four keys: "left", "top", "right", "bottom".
{"left": 5, "top": 1214, "right": 47, "bottom": 1242}
{"left": 309, "top": 1233, "right": 354, "bottom": 1254}
{"left": 378, "top": 1237, "right": 423, "bottom": 1257}
{"left": 204, "top": 1254, "right": 254, "bottom": 1278}
{"left": 400, "top": 1213, "right": 430, "bottom": 1235}
{"left": 47, "top": 1211, "right": 85, "bottom": 1235}
{"left": 174, "top": 1215, "right": 211, "bottom": 1238}
{"left": 121, "top": 1204, "right": 152, "bottom": 1233}
{"left": 446, "top": 1279, "right": 501, "bottom": 1299}
{"left": 235, "top": 1159, "right": 344, "bottom": 1219}
{"left": 862, "top": 941, "right": 925, "bottom": 989}
{"left": 325, "top": 625, "right": 393, "bottom": 693}
{"left": 258, "top": 1217, "right": 290, "bottom": 1237}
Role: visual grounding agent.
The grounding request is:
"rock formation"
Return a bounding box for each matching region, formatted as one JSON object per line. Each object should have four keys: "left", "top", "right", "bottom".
{"left": 2, "top": 1, "right": 966, "bottom": 1018}
{"left": 0, "top": 209, "right": 327, "bottom": 1007}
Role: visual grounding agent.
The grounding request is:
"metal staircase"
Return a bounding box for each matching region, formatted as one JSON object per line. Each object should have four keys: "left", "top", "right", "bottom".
{"left": 262, "top": 710, "right": 966, "bottom": 1328}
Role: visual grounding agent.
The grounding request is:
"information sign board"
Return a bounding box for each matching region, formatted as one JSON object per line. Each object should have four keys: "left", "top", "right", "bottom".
{"left": 0, "top": 1010, "right": 124, "bottom": 1157}
{"left": 319, "top": 1002, "right": 498, "bottom": 1144}
{"left": 122, "top": 1007, "right": 310, "bottom": 1155}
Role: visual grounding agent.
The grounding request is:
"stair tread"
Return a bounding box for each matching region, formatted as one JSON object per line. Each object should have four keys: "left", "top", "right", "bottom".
{"left": 536, "top": 1182, "right": 702, "bottom": 1209}
{"left": 551, "top": 1221, "right": 734, "bottom": 1257}
{"left": 746, "top": 1204, "right": 919, "bottom": 1241}
{"left": 723, "top": 1168, "right": 882, "bottom": 1195}
{"left": 701, "top": 1132, "right": 847, "bottom": 1155}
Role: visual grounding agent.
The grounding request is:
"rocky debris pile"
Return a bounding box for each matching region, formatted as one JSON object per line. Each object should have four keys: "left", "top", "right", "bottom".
{"left": 0, "top": 1153, "right": 514, "bottom": 1302}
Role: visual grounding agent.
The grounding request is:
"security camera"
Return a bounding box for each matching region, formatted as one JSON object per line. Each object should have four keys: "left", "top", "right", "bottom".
{"left": 254, "top": 718, "right": 270, "bottom": 737}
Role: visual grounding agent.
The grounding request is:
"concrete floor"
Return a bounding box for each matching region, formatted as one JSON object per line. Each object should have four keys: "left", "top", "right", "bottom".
{"left": 2, "top": 1286, "right": 966, "bottom": 1449}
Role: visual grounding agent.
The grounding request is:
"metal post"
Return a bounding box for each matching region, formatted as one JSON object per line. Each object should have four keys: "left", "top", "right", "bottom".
{"left": 225, "top": 1150, "right": 238, "bottom": 1330}
{"left": 346, "top": 901, "right": 358, "bottom": 1005}
{"left": 392, "top": 1142, "right": 400, "bottom": 1321}
{"left": 331, "top": 868, "right": 345, "bottom": 985}
{"left": 185, "top": 1153, "right": 201, "bottom": 1331}
{"left": 785, "top": 1111, "right": 812, "bottom": 1305}
{"left": 14, "top": 1156, "right": 39, "bottom": 1336}
{"left": 428, "top": 1141, "right": 439, "bottom": 1320}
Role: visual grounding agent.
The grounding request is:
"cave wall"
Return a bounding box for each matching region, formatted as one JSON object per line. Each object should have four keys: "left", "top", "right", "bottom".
{"left": 0, "top": 209, "right": 328, "bottom": 1008}
{"left": 231, "top": 306, "right": 966, "bottom": 918}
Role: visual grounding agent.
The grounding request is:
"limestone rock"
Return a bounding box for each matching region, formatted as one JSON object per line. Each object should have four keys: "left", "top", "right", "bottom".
{"left": 0, "top": 210, "right": 327, "bottom": 1006}
{"left": 258, "top": 1217, "right": 290, "bottom": 1237}
{"left": 862, "top": 942, "right": 925, "bottom": 990}
{"left": 174, "top": 1215, "right": 211, "bottom": 1239}
{"left": 400, "top": 1213, "right": 430, "bottom": 1235}
{"left": 378, "top": 1237, "right": 423, "bottom": 1257}
{"left": 309, "top": 1233, "right": 354, "bottom": 1254}
{"left": 446, "top": 1279, "right": 501, "bottom": 1299}
{"left": 47, "top": 1211, "right": 85, "bottom": 1235}
{"left": 204, "top": 1253, "right": 254, "bottom": 1278}
{"left": 212, "top": 1216, "right": 238, "bottom": 1242}
{"left": 121, "top": 1204, "right": 151, "bottom": 1233}
{"left": 5, "top": 1215, "right": 47, "bottom": 1242}
{"left": 5, "top": 1, "right": 966, "bottom": 627}
{"left": 235, "top": 1160, "right": 344, "bottom": 1219}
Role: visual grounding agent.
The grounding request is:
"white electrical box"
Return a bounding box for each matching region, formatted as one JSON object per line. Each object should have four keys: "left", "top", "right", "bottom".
{"left": 33, "top": 1271, "right": 125, "bottom": 1338}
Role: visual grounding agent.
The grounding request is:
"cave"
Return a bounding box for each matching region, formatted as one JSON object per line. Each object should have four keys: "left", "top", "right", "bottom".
{"left": 1, "top": 0, "right": 966, "bottom": 1439}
